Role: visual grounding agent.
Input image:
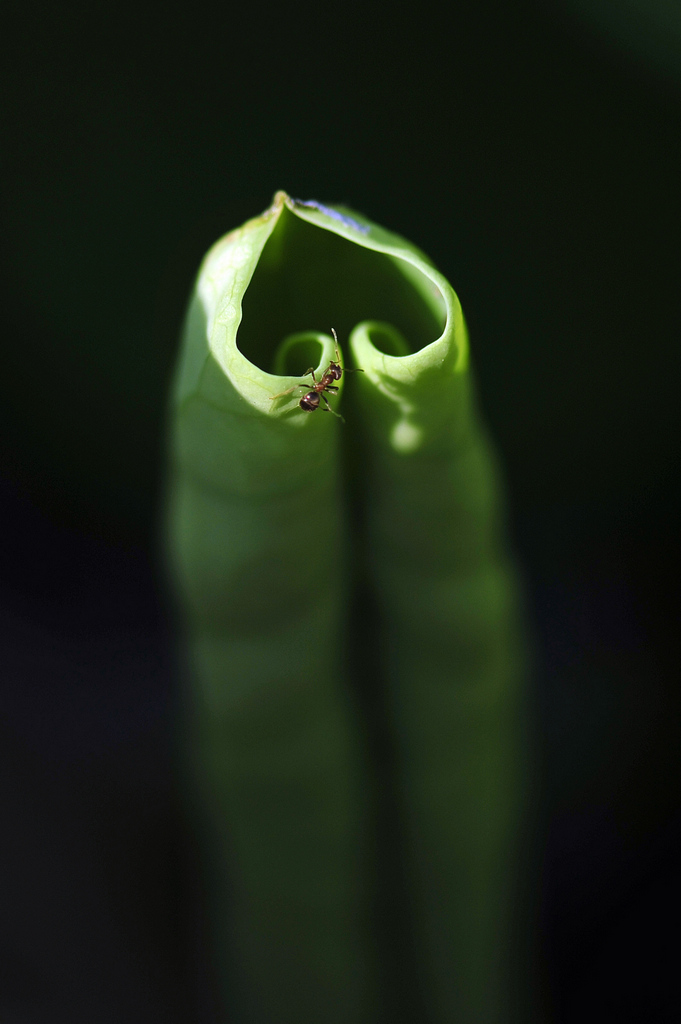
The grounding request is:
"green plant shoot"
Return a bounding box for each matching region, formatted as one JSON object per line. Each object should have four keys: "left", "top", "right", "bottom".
{"left": 166, "top": 191, "right": 527, "bottom": 1023}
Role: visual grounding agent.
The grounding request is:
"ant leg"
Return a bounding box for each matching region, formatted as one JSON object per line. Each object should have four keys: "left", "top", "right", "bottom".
{"left": 321, "top": 393, "right": 345, "bottom": 422}
{"left": 300, "top": 368, "right": 317, "bottom": 381}
{"left": 270, "top": 385, "right": 302, "bottom": 400}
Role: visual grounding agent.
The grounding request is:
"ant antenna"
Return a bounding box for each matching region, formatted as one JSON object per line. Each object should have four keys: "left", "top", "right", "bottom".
{"left": 330, "top": 327, "right": 364, "bottom": 375}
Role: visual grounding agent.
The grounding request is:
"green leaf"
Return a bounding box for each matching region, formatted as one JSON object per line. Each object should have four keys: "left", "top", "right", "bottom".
{"left": 166, "top": 191, "right": 527, "bottom": 1023}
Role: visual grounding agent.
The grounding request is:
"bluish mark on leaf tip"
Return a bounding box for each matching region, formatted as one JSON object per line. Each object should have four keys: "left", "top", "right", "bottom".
{"left": 291, "top": 198, "right": 370, "bottom": 235}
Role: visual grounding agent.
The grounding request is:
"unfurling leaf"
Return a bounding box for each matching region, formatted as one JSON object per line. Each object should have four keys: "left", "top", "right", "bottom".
{"left": 166, "top": 191, "right": 527, "bottom": 1023}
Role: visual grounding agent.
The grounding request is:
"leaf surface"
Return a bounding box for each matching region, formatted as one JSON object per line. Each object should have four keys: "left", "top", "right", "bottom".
{"left": 167, "top": 191, "right": 527, "bottom": 1023}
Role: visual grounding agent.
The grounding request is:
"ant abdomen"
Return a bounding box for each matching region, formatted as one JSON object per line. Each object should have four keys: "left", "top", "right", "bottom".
{"left": 300, "top": 392, "right": 320, "bottom": 411}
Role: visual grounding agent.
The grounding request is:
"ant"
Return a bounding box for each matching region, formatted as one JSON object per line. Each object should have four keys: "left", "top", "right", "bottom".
{"left": 269, "top": 328, "right": 363, "bottom": 421}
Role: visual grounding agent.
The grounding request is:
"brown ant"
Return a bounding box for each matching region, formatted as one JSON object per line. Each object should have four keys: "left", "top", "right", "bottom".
{"left": 269, "top": 328, "right": 363, "bottom": 421}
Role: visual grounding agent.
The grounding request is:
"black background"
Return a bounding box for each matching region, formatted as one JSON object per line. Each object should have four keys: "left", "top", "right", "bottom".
{"left": 1, "top": 1, "right": 679, "bottom": 1020}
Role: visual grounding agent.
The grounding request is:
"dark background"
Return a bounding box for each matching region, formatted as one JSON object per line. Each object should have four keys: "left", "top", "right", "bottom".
{"left": 1, "top": 1, "right": 679, "bottom": 1020}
